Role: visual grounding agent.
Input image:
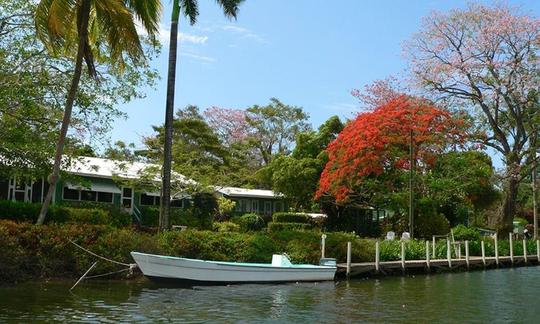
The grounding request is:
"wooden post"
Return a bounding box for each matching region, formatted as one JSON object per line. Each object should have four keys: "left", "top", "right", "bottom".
{"left": 447, "top": 239, "right": 452, "bottom": 268}
{"left": 537, "top": 240, "right": 540, "bottom": 263}
{"left": 495, "top": 233, "right": 499, "bottom": 266}
{"left": 401, "top": 241, "right": 406, "bottom": 270}
{"left": 481, "top": 240, "right": 486, "bottom": 266}
{"left": 509, "top": 233, "right": 514, "bottom": 264}
{"left": 523, "top": 239, "right": 527, "bottom": 263}
{"left": 321, "top": 234, "right": 326, "bottom": 259}
{"left": 375, "top": 240, "right": 380, "bottom": 273}
{"left": 346, "top": 242, "right": 351, "bottom": 278}
{"left": 425, "top": 241, "right": 430, "bottom": 269}
{"left": 432, "top": 236, "right": 436, "bottom": 258}
{"left": 465, "top": 240, "right": 470, "bottom": 269}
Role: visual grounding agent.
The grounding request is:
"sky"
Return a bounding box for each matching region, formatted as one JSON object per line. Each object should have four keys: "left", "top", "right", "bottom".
{"left": 109, "top": 0, "right": 540, "bottom": 151}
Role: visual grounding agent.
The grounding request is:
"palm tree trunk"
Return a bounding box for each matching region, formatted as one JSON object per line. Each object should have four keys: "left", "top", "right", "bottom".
{"left": 159, "top": 0, "right": 181, "bottom": 231}
{"left": 36, "top": 0, "right": 92, "bottom": 225}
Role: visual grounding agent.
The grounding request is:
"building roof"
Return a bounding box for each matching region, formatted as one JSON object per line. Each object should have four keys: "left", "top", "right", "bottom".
{"left": 64, "top": 156, "right": 193, "bottom": 184}
{"left": 216, "top": 186, "right": 282, "bottom": 199}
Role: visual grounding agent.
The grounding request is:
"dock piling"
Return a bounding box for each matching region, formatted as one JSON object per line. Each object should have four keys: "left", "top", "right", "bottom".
{"left": 401, "top": 241, "right": 406, "bottom": 270}
{"left": 537, "top": 240, "right": 540, "bottom": 263}
{"left": 509, "top": 233, "right": 514, "bottom": 264}
{"left": 495, "top": 233, "right": 499, "bottom": 266}
{"left": 432, "top": 236, "right": 436, "bottom": 258}
{"left": 481, "top": 240, "right": 486, "bottom": 266}
{"left": 425, "top": 241, "right": 430, "bottom": 269}
{"left": 321, "top": 234, "right": 326, "bottom": 259}
{"left": 465, "top": 240, "right": 469, "bottom": 268}
{"left": 375, "top": 240, "right": 380, "bottom": 273}
{"left": 523, "top": 239, "right": 527, "bottom": 263}
{"left": 346, "top": 241, "right": 351, "bottom": 278}
{"left": 446, "top": 239, "right": 452, "bottom": 268}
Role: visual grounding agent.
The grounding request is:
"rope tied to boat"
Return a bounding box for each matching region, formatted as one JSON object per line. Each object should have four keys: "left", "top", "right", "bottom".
{"left": 69, "top": 239, "right": 138, "bottom": 290}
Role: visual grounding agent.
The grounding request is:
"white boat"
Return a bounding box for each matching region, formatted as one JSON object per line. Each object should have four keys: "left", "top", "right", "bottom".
{"left": 131, "top": 252, "right": 336, "bottom": 284}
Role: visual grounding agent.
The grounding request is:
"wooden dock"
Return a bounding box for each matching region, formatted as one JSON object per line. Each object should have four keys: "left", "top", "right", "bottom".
{"left": 337, "top": 256, "right": 539, "bottom": 277}
{"left": 331, "top": 235, "right": 540, "bottom": 277}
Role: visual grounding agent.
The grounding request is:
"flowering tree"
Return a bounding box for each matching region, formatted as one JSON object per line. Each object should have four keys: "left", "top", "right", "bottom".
{"left": 316, "top": 96, "right": 466, "bottom": 204}
{"left": 405, "top": 3, "right": 540, "bottom": 233}
{"left": 203, "top": 106, "right": 251, "bottom": 145}
{"left": 351, "top": 76, "right": 408, "bottom": 111}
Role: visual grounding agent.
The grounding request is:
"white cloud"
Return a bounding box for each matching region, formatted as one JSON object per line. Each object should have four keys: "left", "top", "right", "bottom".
{"left": 180, "top": 52, "right": 216, "bottom": 63}
{"left": 222, "top": 24, "right": 267, "bottom": 44}
{"left": 136, "top": 22, "right": 209, "bottom": 45}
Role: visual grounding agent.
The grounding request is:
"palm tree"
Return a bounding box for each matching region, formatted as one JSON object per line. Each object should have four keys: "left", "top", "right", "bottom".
{"left": 35, "top": 0, "right": 162, "bottom": 225}
{"left": 159, "top": 0, "right": 244, "bottom": 231}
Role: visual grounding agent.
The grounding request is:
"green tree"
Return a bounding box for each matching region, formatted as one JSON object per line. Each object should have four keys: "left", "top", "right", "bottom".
{"left": 160, "top": 0, "right": 245, "bottom": 231}
{"left": 261, "top": 116, "right": 344, "bottom": 210}
{"left": 246, "top": 98, "right": 311, "bottom": 165}
{"left": 34, "top": 0, "right": 161, "bottom": 225}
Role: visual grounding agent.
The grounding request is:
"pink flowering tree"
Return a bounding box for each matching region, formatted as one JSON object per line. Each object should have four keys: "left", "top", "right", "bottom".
{"left": 203, "top": 106, "right": 251, "bottom": 145}
{"left": 405, "top": 3, "right": 540, "bottom": 233}
{"left": 351, "top": 76, "right": 409, "bottom": 111}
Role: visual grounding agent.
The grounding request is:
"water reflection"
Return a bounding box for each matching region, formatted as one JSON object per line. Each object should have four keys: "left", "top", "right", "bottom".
{"left": 1, "top": 267, "right": 540, "bottom": 322}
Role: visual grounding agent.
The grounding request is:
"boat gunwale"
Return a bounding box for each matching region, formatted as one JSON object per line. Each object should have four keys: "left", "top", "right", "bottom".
{"left": 131, "top": 251, "right": 337, "bottom": 270}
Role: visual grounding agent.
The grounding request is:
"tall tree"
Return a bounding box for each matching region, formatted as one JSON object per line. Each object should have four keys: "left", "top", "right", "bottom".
{"left": 405, "top": 3, "right": 540, "bottom": 233}
{"left": 34, "top": 0, "right": 161, "bottom": 225}
{"left": 246, "top": 98, "right": 310, "bottom": 165}
{"left": 160, "top": 0, "right": 244, "bottom": 231}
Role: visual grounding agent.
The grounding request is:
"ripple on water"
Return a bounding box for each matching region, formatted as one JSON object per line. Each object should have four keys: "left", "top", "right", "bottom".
{"left": 1, "top": 267, "right": 539, "bottom": 322}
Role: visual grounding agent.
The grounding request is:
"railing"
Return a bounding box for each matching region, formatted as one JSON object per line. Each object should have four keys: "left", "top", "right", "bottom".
{"left": 132, "top": 205, "right": 142, "bottom": 225}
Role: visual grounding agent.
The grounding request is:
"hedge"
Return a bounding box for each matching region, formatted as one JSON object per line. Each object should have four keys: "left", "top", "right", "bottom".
{"left": 272, "top": 212, "right": 310, "bottom": 224}
{"left": 268, "top": 222, "right": 311, "bottom": 232}
{"left": 0, "top": 200, "right": 131, "bottom": 227}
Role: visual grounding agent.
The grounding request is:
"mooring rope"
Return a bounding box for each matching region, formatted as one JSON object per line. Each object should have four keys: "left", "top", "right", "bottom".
{"left": 84, "top": 267, "right": 132, "bottom": 279}
{"left": 69, "top": 239, "right": 135, "bottom": 268}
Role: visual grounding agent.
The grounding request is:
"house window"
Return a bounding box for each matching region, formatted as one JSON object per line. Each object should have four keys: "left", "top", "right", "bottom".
{"left": 171, "top": 199, "right": 183, "bottom": 208}
{"left": 252, "top": 200, "right": 259, "bottom": 213}
{"left": 63, "top": 187, "right": 80, "bottom": 200}
{"left": 265, "top": 201, "right": 272, "bottom": 214}
{"left": 63, "top": 186, "right": 114, "bottom": 203}
{"left": 97, "top": 192, "right": 113, "bottom": 203}
{"left": 140, "top": 193, "right": 158, "bottom": 206}
{"left": 81, "top": 190, "right": 97, "bottom": 201}
{"left": 241, "top": 200, "right": 248, "bottom": 212}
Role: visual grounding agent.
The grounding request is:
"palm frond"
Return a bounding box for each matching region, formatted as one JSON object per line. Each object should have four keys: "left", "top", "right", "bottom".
{"left": 124, "top": 0, "right": 162, "bottom": 37}
{"left": 215, "top": 0, "right": 244, "bottom": 19}
{"left": 181, "top": 0, "right": 199, "bottom": 25}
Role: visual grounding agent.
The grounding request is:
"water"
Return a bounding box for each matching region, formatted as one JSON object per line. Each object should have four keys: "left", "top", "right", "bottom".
{"left": 1, "top": 267, "right": 539, "bottom": 323}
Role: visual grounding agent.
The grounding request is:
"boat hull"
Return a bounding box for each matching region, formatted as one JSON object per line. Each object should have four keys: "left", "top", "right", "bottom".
{"left": 131, "top": 252, "right": 336, "bottom": 283}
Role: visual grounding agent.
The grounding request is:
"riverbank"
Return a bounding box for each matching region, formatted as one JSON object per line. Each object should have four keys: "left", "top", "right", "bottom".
{"left": 1, "top": 220, "right": 536, "bottom": 284}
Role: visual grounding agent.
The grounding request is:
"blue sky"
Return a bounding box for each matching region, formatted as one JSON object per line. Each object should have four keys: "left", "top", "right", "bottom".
{"left": 110, "top": 0, "right": 540, "bottom": 150}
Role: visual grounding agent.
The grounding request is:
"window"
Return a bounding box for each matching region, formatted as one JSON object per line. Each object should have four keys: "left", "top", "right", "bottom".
{"left": 234, "top": 200, "right": 241, "bottom": 212}
{"left": 241, "top": 200, "right": 248, "bottom": 212}
{"left": 265, "top": 201, "right": 272, "bottom": 214}
{"left": 252, "top": 200, "right": 259, "bottom": 213}
{"left": 97, "top": 192, "right": 113, "bottom": 203}
{"left": 171, "top": 199, "right": 183, "bottom": 208}
{"left": 81, "top": 190, "right": 97, "bottom": 201}
{"left": 63, "top": 186, "right": 114, "bottom": 203}
{"left": 63, "top": 187, "right": 80, "bottom": 200}
{"left": 122, "top": 187, "right": 132, "bottom": 197}
{"left": 140, "top": 193, "right": 158, "bottom": 206}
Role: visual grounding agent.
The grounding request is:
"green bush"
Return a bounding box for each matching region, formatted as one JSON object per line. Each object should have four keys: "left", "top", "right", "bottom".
{"left": 238, "top": 213, "right": 265, "bottom": 232}
{"left": 139, "top": 207, "right": 207, "bottom": 229}
{"left": 0, "top": 200, "right": 130, "bottom": 227}
{"left": 268, "top": 222, "right": 311, "bottom": 232}
{"left": 272, "top": 212, "right": 309, "bottom": 224}
{"left": 213, "top": 221, "right": 240, "bottom": 232}
{"left": 452, "top": 225, "right": 481, "bottom": 241}
{"left": 415, "top": 213, "right": 450, "bottom": 238}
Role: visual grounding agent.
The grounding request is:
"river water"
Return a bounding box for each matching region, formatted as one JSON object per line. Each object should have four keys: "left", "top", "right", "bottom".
{"left": 1, "top": 267, "right": 538, "bottom": 323}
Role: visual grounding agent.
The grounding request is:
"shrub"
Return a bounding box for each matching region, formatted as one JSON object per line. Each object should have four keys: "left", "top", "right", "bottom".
{"left": 272, "top": 212, "right": 309, "bottom": 224}
{"left": 452, "top": 224, "right": 481, "bottom": 241}
{"left": 415, "top": 213, "right": 450, "bottom": 238}
{"left": 238, "top": 213, "right": 265, "bottom": 232}
{"left": 267, "top": 222, "right": 311, "bottom": 232}
{"left": 213, "top": 221, "right": 240, "bottom": 232}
